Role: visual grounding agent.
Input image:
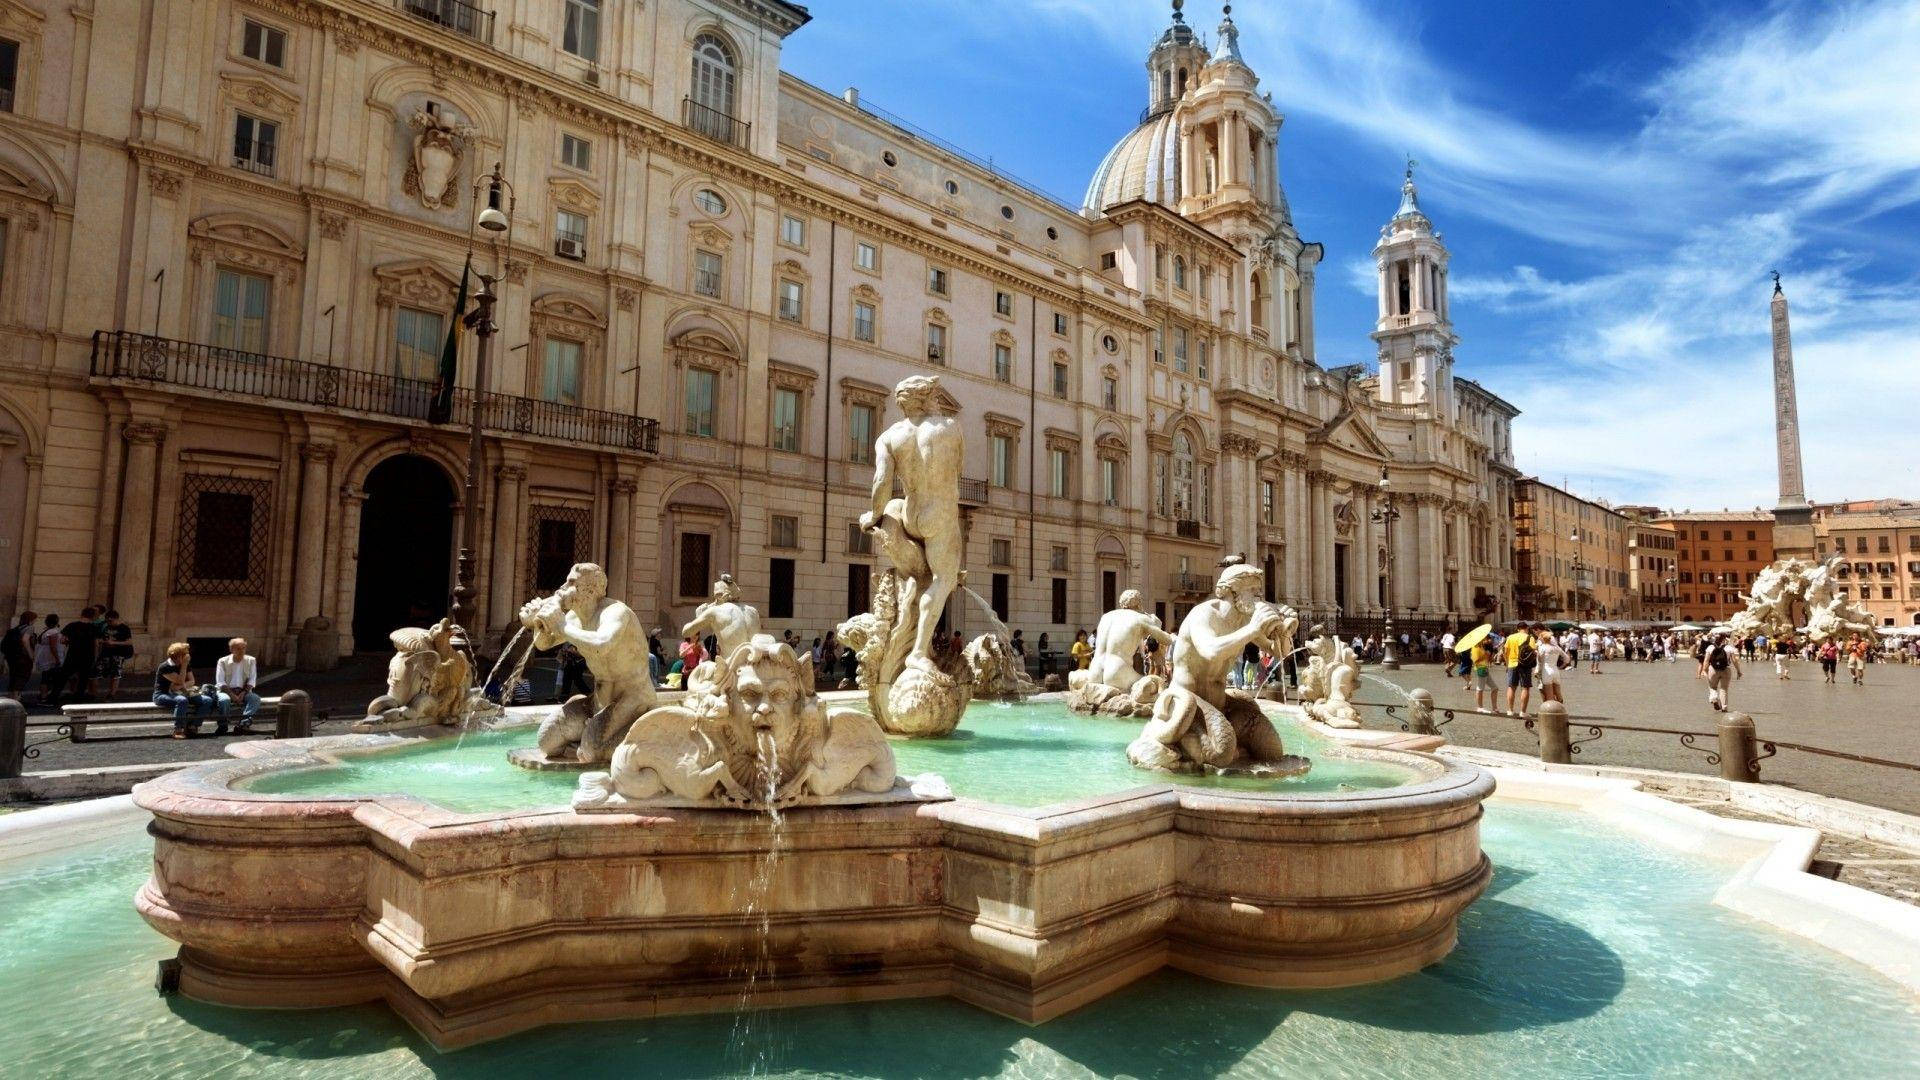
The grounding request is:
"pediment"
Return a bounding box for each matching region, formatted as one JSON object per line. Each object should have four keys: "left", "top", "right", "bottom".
{"left": 220, "top": 73, "right": 300, "bottom": 118}
{"left": 1310, "top": 408, "right": 1390, "bottom": 459}
{"left": 552, "top": 179, "right": 601, "bottom": 215}
{"left": 374, "top": 259, "right": 462, "bottom": 308}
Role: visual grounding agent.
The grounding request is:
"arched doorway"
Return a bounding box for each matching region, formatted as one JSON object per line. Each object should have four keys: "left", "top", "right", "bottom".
{"left": 353, "top": 454, "right": 455, "bottom": 651}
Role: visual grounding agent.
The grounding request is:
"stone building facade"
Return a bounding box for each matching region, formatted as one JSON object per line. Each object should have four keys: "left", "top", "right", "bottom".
{"left": 1661, "top": 511, "right": 1775, "bottom": 626}
{"left": 1513, "top": 478, "right": 1631, "bottom": 621}
{"left": 0, "top": 0, "right": 1517, "bottom": 668}
{"left": 1816, "top": 515, "right": 1920, "bottom": 627}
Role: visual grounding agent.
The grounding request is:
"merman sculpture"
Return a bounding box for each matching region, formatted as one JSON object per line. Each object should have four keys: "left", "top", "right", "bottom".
{"left": 1128, "top": 560, "right": 1308, "bottom": 776}
{"left": 1067, "top": 589, "right": 1173, "bottom": 717}
{"left": 512, "top": 563, "right": 654, "bottom": 767}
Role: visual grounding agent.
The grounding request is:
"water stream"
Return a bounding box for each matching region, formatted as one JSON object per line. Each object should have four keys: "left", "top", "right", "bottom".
{"left": 724, "top": 730, "right": 789, "bottom": 1077}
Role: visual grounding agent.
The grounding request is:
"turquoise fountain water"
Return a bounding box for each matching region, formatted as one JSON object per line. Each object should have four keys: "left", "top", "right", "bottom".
{"left": 2, "top": 801, "right": 1915, "bottom": 1078}
{"left": 245, "top": 701, "right": 1415, "bottom": 811}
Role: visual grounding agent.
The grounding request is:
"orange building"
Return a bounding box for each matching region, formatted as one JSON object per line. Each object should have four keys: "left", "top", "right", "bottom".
{"left": 1664, "top": 511, "right": 1774, "bottom": 625}
{"left": 1818, "top": 515, "right": 1920, "bottom": 627}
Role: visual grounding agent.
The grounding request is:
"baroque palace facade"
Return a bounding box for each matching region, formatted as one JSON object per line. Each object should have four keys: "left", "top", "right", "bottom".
{"left": 0, "top": 0, "right": 1516, "bottom": 667}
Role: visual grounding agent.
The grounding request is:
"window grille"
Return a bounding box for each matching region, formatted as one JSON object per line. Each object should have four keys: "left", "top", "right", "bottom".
{"left": 526, "top": 504, "right": 591, "bottom": 597}
{"left": 174, "top": 474, "right": 272, "bottom": 596}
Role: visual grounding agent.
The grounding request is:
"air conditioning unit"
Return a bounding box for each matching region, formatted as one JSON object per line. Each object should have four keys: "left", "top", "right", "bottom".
{"left": 926, "top": 345, "right": 943, "bottom": 362}
{"left": 555, "top": 237, "right": 585, "bottom": 260}
{"left": 582, "top": 68, "right": 601, "bottom": 88}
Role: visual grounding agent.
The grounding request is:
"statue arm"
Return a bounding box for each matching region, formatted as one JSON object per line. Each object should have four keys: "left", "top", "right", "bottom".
{"left": 865, "top": 437, "right": 895, "bottom": 522}
{"left": 565, "top": 604, "right": 635, "bottom": 649}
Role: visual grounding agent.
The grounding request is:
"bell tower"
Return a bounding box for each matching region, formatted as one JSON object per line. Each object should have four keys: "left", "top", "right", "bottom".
{"left": 1370, "top": 161, "right": 1456, "bottom": 414}
{"left": 1146, "top": 0, "right": 1209, "bottom": 119}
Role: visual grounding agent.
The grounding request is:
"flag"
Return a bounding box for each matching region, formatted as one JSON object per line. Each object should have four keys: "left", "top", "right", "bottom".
{"left": 427, "top": 255, "right": 472, "bottom": 424}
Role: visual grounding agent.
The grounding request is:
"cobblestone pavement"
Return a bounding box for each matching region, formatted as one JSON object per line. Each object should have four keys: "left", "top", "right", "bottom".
{"left": 1356, "top": 657, "right": 1920, "bottom": 816}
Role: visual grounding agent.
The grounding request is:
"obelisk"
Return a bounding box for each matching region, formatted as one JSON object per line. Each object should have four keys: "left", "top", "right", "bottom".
{"left": 1768, "top": 273, "right": 1816, "bottom": 560}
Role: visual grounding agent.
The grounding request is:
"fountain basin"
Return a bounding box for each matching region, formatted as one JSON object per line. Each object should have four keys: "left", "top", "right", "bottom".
{"left": 130, "top": 707, "right": 1491, "bottom": 1049}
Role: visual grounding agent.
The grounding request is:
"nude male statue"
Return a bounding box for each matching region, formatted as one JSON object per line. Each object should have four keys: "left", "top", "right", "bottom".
{"left": 681, "top": 573, "right": 761, "bottom": 665}
{"left": 858, "top": 375, "right": 963, "bottom": 676}
{"left": 520, "top": 562, "right": 656, "bottom": 762}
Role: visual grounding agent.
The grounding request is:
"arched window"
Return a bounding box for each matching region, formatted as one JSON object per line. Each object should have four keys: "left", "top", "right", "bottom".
{"left": 691, "top": 33, "right": 737, "bottom": 125}
{"left": 1172, "top": 432, "right": 1195, "bottom": 520}
{"left": 1172, "top": 255, "right": 1186, "bottom": 290}
{"left": 1251, "top": 272, "right": 1269, "bottom": 329}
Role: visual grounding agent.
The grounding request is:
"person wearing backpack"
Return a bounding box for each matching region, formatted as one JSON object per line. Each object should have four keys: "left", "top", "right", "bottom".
{"left": 1502, "top": 624, "right": 1537, "bottom": 718}
{"left": 1696, "top": 632, "right": 1741, "bottom": 711}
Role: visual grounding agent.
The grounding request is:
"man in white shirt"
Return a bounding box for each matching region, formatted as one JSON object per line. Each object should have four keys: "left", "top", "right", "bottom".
{"left": 215, "top": 637, "right": 261, "bottom": 734}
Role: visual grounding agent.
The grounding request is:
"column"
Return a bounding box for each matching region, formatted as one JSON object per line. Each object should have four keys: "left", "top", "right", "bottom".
{"left": 1281, "top": 468, "right": 1303, "bottom": 604}
{"left": 487, "top": 463, "right": 529, "bottom": 632}
{"left": 1417, "top": 498, "right": 1443, "bottom": 613}
{"left": 1180, "top": 124, "right": 1197, "bottom": 200}
{"left": 289, "top": 441, "right": 336, "bottom": 624}
{"left": 333, "top": 486, "right": 367, "bottom": 648}
{"left": 1358, "top": 489, "right": 1379, "bottom": 614}
{"left": 1312, "top": 474, "right": 1336, "bottom": 614}
{"left": 1226, "top": 113, "right": 1244, "bottom": 187}
{"left": 112, "top": 421, "right": 166, "bottom": 627}
{"left": 608, "top": 475, "right": 638, "bottom": 598}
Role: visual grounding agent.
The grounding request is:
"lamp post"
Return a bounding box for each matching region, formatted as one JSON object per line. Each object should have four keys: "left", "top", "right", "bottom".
{"left": 448, "top": 163, "right": 515, "bottom": 649}
{"left": 1372, "top": 465, "right": 1403, "bottom": 669}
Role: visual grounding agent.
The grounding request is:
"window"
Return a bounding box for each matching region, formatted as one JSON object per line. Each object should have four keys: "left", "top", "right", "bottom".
{"left": 1101, "top": 375, "right": 1118, "bottom": 411}
{"left": 1173, "top": 255, "right": 1186, "bottom": 290}
{"left": 1747, "top": 530, "right": 1757, "bottom": 541}
{"left": 852, "top": 301, "right": 875, "bottom": 343}
{"left": 925, "top": 322, "right": 947, "bottom": 363}
{"left": 211, "top": 267, "right": 271, "bottom": 352}
{"left": 0, "top": 39, "right": 16, "bottom": 113}
{"left": 771, "top": 387, "right": 800, "bottom": 452}
{"left": 1197, "top": 339, "right": 1210, "bottom": 379}
{"left": 241, "top": 20, "right": 287, "bottom": 67}
{"left": 777, "top": 279, "right": 803, "bottom": 321}
{"left": 691, "top": 33, "right": 737, "bottom": 118}
{"left": 1051, "top": 546, "right": 1069, "bottom": 572}
{"left": 769, "top": 558, "right": 795, "bottom": 619}
{"left": 1051, "top": 578, "right": 1068, "bottom": 625}
{"left": 175, "top": 475, "right": 271, "bottom": 596}
{"left": 1172, "top": 327, "right": 1189, "bottom": 373}
{"left": 1261, "top": 480, "right": 1275, "bottom": 525}
{"left": 563, "top": 0, "right": 600, "bottom": 61}
{"left": 683, "top": 367, "right": 717, "bottom": 437}
{"left": 693, "top": 188, "right": 726, "bottom": 215}
{"left": 847, "top": 563, "right": 871, "bottom": 619}
{"left": 990, "top": 538, "right": 1012, "bottom": 567}
{"left": 927, "top": 267, "right": 949, "bottom": 295}
{"left": 780, "top": 213, "right": 806, "bottom": 247}
{"left": 994, "top": 290, "right": 1013, "bottom": 317}
{"left": 1154, "top": 246, "right": 1165, "bottom": 279}
{"left": 393, "top": 308, "right": 443, "bottom": 381}
{"left": 231, "top": 114, "right": 277, "bottom": 175}
{"left": 990, "top": 435, "right": 1013, "bottom": 488}
{"left": 1100, "top": 251, "right": 1118, "bottom": 271}
{"left": 771, "top": 514, "right": 799, "bottom": 549}
{"left": 993, "top": 344, "right": 1012, "bottom": 383}
{"left": 1153, "top": 453, "right": 1169, "bottom": 516}
{"left": 555, "top": 209, "right": 587, "bottom": 257}
{"left": 1053, "top": 312, "right": 1068, "bottom": 336}
{"left": 540, "top": 338, "right": 583, "bottom": 405}
{"left": 847, "top": 521, "right": 874, "bottom": 555}
{"left": 1171, "top": 432, "right": 1195, "bottom": 519}
{"left": 693, "top": 250, "right": 722, "bottom": 297}
{"left": 1049, "top": 448, "right": 1070, "bottom": 497}
{"left": 678, "top": 532, "right": 711, "bottom": 599}
{"left": 1723, "top": 530, "right": 1733, "bottom": 541}
{"left": 1153, "top": 325, "right": 1165, "bottom": 365}
{"left": 1878, "top": 536, "right": 1892, "bottom": 553}
{"left": 561, "top": 133, "right": 592, "bottom": 170}
{"left": 1051, "top": 362, "right": 1068, "bottom": 399}
{"left": 848, "top": 404, "right": 875, "bottom": 464}
{"left": 1199, "top": 265, "right": 1210, "bottom": 300}
{"left": 1101, "top": 458, "right": 1120, "bottom": 506}
{"left": 991, "top": 573, "right": 1011, "bottom": 620}
{"left": 1747, "top": 549, "right": 1757, "bottom": 561}
{"left": 1856, "top": 537, "right": 1868, "bottom": 554}
{"left": 854, "top": 240, "right": 878, "bottom": 271}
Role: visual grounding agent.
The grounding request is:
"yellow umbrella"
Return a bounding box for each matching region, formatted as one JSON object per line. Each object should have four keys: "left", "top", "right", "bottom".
{"left": 1454, "top": 623, "right": 1493, "bottom": 653}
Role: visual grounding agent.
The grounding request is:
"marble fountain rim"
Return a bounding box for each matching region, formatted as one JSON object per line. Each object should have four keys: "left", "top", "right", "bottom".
{"left": 130, "top": 704, "right": 1489, "bottom": 837}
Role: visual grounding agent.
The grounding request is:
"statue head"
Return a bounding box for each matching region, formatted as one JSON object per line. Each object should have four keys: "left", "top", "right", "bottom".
{"left": 712, "top": 572, "right": 742, "bottom": 604}
{"left": 1117, "top": 588, "right": 1145, "bottom": 612}
{"left": 556, "top": 563, "right": 608, "bottom": 609}
{"left": 1215, "top": 562, "right": 1266, "bottom": 613}
{"left": 894, "top": 375, "right": 941, "bottom": 420}
{"left": 710, "top": 636, "right": 826, "bottom": 799}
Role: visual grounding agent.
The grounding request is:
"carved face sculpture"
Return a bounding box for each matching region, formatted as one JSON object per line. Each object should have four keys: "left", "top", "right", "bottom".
{"left": 557, "top": 563, "right": 608, "bottom": 612}
{"left": 719, "top": 643, "right": 824, "bottom": 801}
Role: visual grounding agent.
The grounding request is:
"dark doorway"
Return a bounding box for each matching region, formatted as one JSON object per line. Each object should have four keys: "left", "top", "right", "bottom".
{"left": 354, "top": 454, "right": 455, "bottom": 652}
{"left": 1333, "top": 543, "right": 1349, "bottom": 615}
{"left": 991, "top": 572, "right": 1010, "bottom": 622}
{"left": 846, "top": 563, "right": 870, "bottom": 618}
{"left": 1101, "top": 570, "right": 1118, "bottom": 613}
{"left": 769, "top": 558, "right": 795, "bottom": 619}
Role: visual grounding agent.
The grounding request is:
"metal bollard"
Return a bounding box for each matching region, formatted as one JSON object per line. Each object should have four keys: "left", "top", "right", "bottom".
{"left": 0, "top": 697, "right": 24, "bottom": 779}
{"left": 1718, "top": 711, "right": 1759, "bottom": 782}
{"left": 1408, "top": 687, "right": 1438, "bottom": 735}
{"left": 1536, "top": 700, "right": 1571, "bottom": 764}
{"left": 275, "top": 689, "right": 312, "bottom": 740}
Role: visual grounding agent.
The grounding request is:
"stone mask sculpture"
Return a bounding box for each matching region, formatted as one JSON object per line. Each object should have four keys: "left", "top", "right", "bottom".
{"left": 1128, "top": 561, "right": 1309, "bottom": 776}
{"left": 356, "top": 618, "right": 470, "bottom": 731}
{"left": 405, "top": 105, "right": 472, "bottom": 211}
{"left": 840, "top": 375, "right": 971, "bottom": 737}
{"left": 1068, "top": 589, "right": 1173, "bottom": 717}
{"left": 575, "top": 636, "right": 919, "bottom": 810}
{"left": 513, "top": 562, "right": 655, "bottom": 767}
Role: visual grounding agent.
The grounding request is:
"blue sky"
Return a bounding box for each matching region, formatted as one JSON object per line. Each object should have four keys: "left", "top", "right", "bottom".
{"left": 781, "top": 0, "right": 1920, "bottom": 510}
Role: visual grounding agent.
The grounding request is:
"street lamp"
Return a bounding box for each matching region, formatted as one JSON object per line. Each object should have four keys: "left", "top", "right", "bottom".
{"left": 1371, "top": 465, "right": 1403, "bottom": 669}
{"left": 448, "top": 163, "right": 515, "bottom": 651}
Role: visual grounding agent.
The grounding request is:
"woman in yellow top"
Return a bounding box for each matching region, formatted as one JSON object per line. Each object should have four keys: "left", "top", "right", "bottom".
{"left": 1070, "top": 630, "right": 1093, "bottom": 670}
{"left": 1470, "top": 640, "right": 1497, "bottom": 714}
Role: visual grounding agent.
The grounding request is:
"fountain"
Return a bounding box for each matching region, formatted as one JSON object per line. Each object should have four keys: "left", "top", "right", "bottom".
{"left": 1066, "top": 589, "right": 1171, "bottom": 717}
{"left": 350, "top": 617, "right": 483, "bottom": 732}
{"left": 506, "top": 562, "right": 655, "bottom": 770}
{"left": 1294, "top": 625, "right": 1363, "bottom": 728}
{"left": 1729, "top": 552, "right": 1878, "bottom": 643}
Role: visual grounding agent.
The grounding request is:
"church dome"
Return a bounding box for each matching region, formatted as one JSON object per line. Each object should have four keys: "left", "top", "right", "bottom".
{"left": 1082, "top": 110, "right": 1182, "bottom": 214}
